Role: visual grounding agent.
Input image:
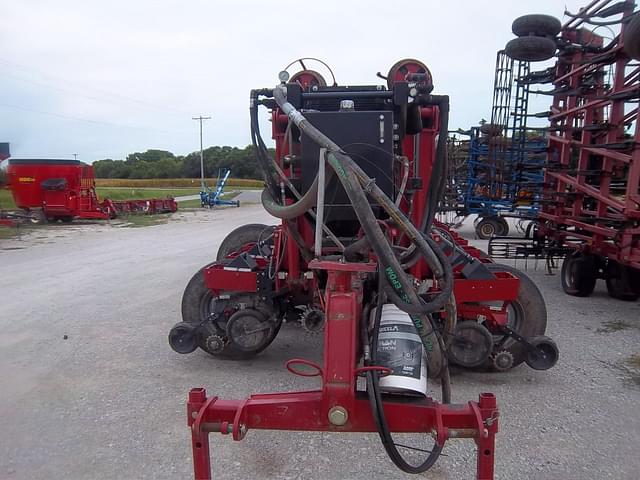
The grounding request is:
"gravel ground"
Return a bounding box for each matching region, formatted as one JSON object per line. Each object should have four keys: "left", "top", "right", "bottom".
{"left": 0, "top": 206, "right": 638, "bottom": 480}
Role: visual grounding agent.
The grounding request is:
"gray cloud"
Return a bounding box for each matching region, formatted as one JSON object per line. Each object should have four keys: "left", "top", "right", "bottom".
{"left": 1, "top": 0, "right": 586, "bottom": 161}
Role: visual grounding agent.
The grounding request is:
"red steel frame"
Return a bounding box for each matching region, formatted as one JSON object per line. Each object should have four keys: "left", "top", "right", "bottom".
{"left": 540, "top": 0, "right": 640, "bottom": 268}
{"left": 189, "top": 260, "right": 499, "bottom": 480}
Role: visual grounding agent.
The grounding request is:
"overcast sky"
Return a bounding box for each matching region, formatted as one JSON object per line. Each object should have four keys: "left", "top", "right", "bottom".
{"left": 1, "top": 0, "right": 590, "bottom": 162}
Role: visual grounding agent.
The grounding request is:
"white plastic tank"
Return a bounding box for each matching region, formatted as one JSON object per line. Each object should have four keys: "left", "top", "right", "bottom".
{"left": 374, "top": 303, "right": 428, "bottom": 395}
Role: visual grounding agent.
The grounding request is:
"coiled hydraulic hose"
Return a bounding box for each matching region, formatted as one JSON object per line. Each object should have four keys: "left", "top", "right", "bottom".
{"left": 272, "top": 85, "right": 452, "bottom": 378}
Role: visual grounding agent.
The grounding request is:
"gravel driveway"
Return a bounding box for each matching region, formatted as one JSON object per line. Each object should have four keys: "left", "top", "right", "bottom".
{"left": 1, "top": 206, "right": 638, "bottom": 479}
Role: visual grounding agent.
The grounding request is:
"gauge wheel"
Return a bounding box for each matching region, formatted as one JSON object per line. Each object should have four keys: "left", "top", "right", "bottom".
{"left": 525, "top": 336, "right": 559, "bottom": 370}
{"left": 449, "top": 321, "right": 494, "bottom": 368}
{"left": 485, "top": 263, "right": 547, "bottom": 368}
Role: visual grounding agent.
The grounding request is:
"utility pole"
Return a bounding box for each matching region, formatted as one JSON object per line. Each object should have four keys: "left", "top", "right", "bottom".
{"left": 192, "top": 115, "right": 211, "bottom": 190}
{"left": 72, "top": 153, "right": 78, "bottom": 161}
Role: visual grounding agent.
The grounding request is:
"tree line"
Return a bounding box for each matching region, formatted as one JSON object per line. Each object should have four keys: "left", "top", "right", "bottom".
{"left": 92, "top": 145, "right": 271, "bottom": 179}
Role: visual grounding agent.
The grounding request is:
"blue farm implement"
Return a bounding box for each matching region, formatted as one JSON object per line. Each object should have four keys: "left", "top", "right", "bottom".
{"left": 199, "top": 168, "right": 240, "bottom": 208}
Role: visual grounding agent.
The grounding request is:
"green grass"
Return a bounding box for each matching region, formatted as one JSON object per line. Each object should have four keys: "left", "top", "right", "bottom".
{"left": 179, "top": 199, "right": 203, "bottom": 208}
{"left": 0, "top": 188, "right": 16, "bottom": 210}
{"left": 96, "top": 187, "right": 200, "bottom": 201}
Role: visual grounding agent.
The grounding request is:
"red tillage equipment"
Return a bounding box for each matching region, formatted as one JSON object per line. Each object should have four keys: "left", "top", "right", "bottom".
{"left": 492, "top": 0, "right": 640, "bottom": 300}
{"left": 5, "top": 159, "right": 177, "bottom": 223}
{"left": 544, "top": 0, "right": 640, "bottom": 300}
{"left": 169, "top": 59, "right": 559, "bottom": 479}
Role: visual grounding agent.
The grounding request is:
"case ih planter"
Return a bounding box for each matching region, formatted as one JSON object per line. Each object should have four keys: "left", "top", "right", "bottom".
{"left": 170, "top": 58, "right": 560, "bottom": 479}
{"left": 6, "top": 159, "right": 177, "bottom": 223}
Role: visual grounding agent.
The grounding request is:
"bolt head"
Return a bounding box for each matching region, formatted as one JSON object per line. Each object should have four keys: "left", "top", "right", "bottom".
{"left": 328, "top": 406, "right": 348, "bottom": 426}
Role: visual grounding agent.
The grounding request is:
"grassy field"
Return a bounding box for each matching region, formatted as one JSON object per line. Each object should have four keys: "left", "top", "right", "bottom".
{"left": 0, "top": 188, "right": 16, "bottom": 209}
{"left": 96, "top": 187, "right": 200, "bottom": 201}
{"left": 95, "top": 178, "right": 263, "bottom": 188}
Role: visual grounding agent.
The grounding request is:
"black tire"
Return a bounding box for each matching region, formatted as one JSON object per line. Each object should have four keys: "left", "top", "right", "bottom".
{"left": 525, "top": 336, "right": 559, "bottom": 370}
{"left": 61, "top": 216, "right": 73, "bottom": 223}
{"left": 26, "top": 209, "right": 46, "bottom": 224}
{"left": 476, "top": 217, "right": 499, "bottom": 239}
{"left": 181, "top": 266, "right": 257, "bottom": 358}
{"left": 449, "top": 321, "right": 494, "bottom": 368}
{"left": 479, "top": 123, "right": 503, "bottom": 137}
{"left": 505, "top": 36, "right": 557, "bottom": 62}
{"left": 495, "top": 217, "right": 509, "bottom": 237}
{"left": 216, "top": 223, "right": 271, "bottom": 261}
{"left": 512, "top": 14, "right": 562, "bottom": 37}
{"left": 486, "top": 263, "right": 547, "bottom": 367}
{"left": 561, "top": 252, "right": 597, "bottom": 297}
{"left": 605, "top": 260, "right": 640, "bottom": 301}
{"left": 624, "top": 13, "right": 640, "bottom": 61}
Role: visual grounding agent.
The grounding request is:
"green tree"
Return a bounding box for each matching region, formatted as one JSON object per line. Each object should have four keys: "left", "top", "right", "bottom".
{"left": 93, "top": 145, "right": 266, "bottom": 179}
{"left": 126, "top": 149, "right": 175, "bottom": 164}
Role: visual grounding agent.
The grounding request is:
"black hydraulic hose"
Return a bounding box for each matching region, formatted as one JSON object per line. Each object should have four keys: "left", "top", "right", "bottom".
{"left": 343, "top": 236, "right": 370, "bottom": 261}
{"left": 345, "top": 165, "right": 454, "bottom": 313}
{"left": 419, "top": 95, "right": 450, "bottom": 234}
{"left": 250, "top": 89, "right": 280, "bottom": 199}
{"left": 365, "top": 279, "right": 445, "bottom": 474}
{"left": 273, "top": 86, "right": 452, "bottom": 310}
{"left": 260, "top": 180, "right": 320, "bottom": 220}
{"left": 251, "top": 89, "right": 329, "bottom": 220}
{"left": 272, "top": 86, "right": 448, "bottom": 372}
{"left": 273, "top": 87, "right": 453, "bottom": 377}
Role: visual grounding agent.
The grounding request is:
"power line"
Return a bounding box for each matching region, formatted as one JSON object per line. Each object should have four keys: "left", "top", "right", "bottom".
{"left": 0, "top": 57, "right": 194, "bottom": 117}
{"left": 0, "top": 101, "right": 179, "bottom": 134}
{"left": 193, "top": 115, "right": 211, "bottom": 189}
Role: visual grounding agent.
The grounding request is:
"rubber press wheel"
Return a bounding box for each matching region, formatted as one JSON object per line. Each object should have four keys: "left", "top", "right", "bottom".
{"left": 561, "top": 252, "right": 597, "bottom": 297}
{"left": 485, "top": 264, "right": 548, "bottom": 368}
{"left": 505, "top": 36, "right": 557, "bottom": 62}
{"left": 216, "top": 223, "right": 271, "bottom": 260}
{"left": 605, "top": 260, "right": 640, "bottom": 301}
